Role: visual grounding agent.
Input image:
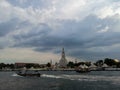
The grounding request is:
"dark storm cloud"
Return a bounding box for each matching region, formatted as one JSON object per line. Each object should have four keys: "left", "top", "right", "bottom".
{"left": 0, "top": 18, "right": 19, "bottom": 36}
{"left": 10, "top": 14, "right": 120, "bottom": 60}
{"left": 12, "top": 15, "right": 117, "bottom": 49}
{"left": 12, "top": 23, "right": 52, "bottom": 47}
{"left": 0, "top": 0, "right": 120, "bottom": 63}
{"left": 0, "top": 18, "right": 32, "bottom": 37}
{"left": 13, "top": 23, "right": 50, "bottom": 41}
{"left": 69, "top": 49, "right": 120, "bottom": 61}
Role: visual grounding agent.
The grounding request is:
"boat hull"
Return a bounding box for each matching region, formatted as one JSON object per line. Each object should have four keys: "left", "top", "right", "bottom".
{"left": 76, "top": 68, "right": 90, "bottom": 73}
{"left": 17, "top": 73, "right": 41, "bottom": 77}
{"left": 76, "top": 70, "right": 90, "bottom": 73}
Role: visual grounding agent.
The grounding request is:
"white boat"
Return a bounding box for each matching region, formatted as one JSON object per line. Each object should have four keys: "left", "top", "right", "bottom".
{"left": 16, "top": 70, "right": 41, "bottom": 77}
{"left": 76, "top": 64, "right": 90, "bottom": 73}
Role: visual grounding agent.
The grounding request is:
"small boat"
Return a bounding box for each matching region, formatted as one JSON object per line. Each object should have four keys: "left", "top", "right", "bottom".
{"left": 76, "top": 68, "right": 90, "bottom": 73}
{"left": 17, "top": 70, "right": 41, "bottom": 77}
{"left": 17, "top": 73, "right": 41, "bottom": 77}
{"left": 76, "top": 64, "right": 90, "bottom": 73}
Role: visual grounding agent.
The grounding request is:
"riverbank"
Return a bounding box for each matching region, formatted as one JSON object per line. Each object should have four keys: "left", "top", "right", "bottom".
{"left": 1, "top": 68, "right": 120, "bottom": 71}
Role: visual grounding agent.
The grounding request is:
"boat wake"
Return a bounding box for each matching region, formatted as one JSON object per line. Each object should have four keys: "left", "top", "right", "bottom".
{"left": 41, "top": 74, "right": 62, "bottom": 79}
{"left": 12, "top": 73, "right": 120, "bottom": 85}
{"left": 41, "top": 74, "right": 120, "bottom": 85}
{"left": 12, "top": 73, "right": 21, "bottom": 77}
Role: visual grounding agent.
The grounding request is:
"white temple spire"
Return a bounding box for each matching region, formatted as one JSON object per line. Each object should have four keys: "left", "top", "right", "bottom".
{"left": 59, "top": 48, "right": 68, "bottom": 68}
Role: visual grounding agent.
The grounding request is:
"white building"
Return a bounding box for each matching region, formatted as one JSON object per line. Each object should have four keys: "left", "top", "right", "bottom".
{"left": 59, "top": 48, "right": 68, "bottom": 68}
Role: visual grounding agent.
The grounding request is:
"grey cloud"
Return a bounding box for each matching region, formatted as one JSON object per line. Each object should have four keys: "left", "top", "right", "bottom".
{"left": 10, "top": 14, "right": 120, "bottom": 60}
{"left": 0, "top": 18, "right": 32, "bottom": 37}
{"left": 34, "top": 47, "right": 53, "bottom": 52}
{"left": 0, "top": 0, "right": 120, "bottom": 62}
{"left": 110, "top": 0, "right": 120, "bottom": 2}
{"left": 69, "top": 49, "right": 120, "bottom": 61}
{"left": 7, "top": 0, "right": 53, "bottom": 9}
{"left": 12, "top": 15, "right": 120, "bottom": 48}
{"left": 13, "top": 23, "right": 51, "bottom": 47}
{"left": 0, "top": 18, "right": 19, "bottom": 36}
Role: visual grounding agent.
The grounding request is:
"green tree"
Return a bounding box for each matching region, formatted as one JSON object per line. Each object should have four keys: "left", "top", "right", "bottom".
{"left": 9, "top": 64, "right": 15, "bottom": 69}
{"left": 46, "top": 63, "right": 51, "bottom": 67}
{"left": 104, "top": 58, "right": 115, "bottom": 66}
{"left": 26, "top": 64, "right": 34, "bottom": 69}
{"left": 67, "top": 61, "right": 74, "bottom": 68}
{"left": 95, "top": 60, "right": 103, "bottom": 67}
{"left": 0, "top": 63, "right": 6, "bottom": 69}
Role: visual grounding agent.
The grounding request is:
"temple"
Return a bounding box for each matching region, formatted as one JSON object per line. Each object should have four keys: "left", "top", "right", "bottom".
{"left": 59, "top": 48, "right": 68, "bottom": 68}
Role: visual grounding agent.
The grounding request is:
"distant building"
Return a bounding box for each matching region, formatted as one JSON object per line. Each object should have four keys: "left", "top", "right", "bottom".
{"left": 15, "top": 62, "right": 38, "bottom": 68}
{"left": 15, "top": 63, "right": 26, "bottom": 68}
{"left": 59, "top": 48, "right": 68, "bottom": 68}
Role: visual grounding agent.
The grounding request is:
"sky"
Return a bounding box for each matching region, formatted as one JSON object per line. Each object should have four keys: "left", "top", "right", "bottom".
{"left": 0, "top": 0, "right": 120, "bottom": 64}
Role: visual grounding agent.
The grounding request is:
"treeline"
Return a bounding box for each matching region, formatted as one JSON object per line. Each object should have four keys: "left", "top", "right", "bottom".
{"left": 23, "top": 64, "right": 41, "bottom": 69}
{"left": 0, "top": 63, "right": 14, "bottom": 69}
{"left": 95, "top": 58, "right": 120, "bottom": 67}
{"left": 0, "top": 63, "right": 51, "bottom": 69}
{"left": 67, "top": 58, "right": 120, "bottom": 68}
{"left": 0, "top": 58, "right": 120, "bottom": 69}
{"left": 67, "top": 61, "right": 91, "bottom": 68}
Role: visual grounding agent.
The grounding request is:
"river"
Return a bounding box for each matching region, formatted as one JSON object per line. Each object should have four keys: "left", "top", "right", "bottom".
{"left": 0, "top": 71, "right": 120, "bottom": 90}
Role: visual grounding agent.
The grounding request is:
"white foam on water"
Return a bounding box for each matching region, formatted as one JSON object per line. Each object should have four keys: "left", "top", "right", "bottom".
{"left": 12, "top": 72, "right": 120, "bottom": 85}
{"left": 12, "top": 73, "right": 23, "bottom": 77}
{"left": 41, "top": 74, "right": 120, "bottom": 85}
{"left": 75, "top": 75, "right": 120, "bottom": 85}
{"left": 12, "top": 73, "right": 19, "bottom": 76}
{"left": 41, "top": 74, "right": 62, "bottom": 79}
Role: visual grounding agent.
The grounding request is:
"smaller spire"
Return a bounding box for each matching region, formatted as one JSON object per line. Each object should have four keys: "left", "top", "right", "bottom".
{"left": 62, "top": 48, "right": 64, "bottom": 52}
{"left": 62, "top": 48, "right": 65, "bottom": 58}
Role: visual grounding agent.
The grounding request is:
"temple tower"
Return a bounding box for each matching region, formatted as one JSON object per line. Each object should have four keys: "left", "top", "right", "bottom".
{"left": 59, "top": 48, "right": 68, "bottom": 68}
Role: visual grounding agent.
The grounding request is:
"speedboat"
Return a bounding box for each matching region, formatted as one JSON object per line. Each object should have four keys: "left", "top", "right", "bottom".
{"left": 17, "top": 70, "right": 41, "bottom": 77}
{"left": 76, "top": 68, "right": 90, "bottom": 73}
{"left": 17, "top": 73, "right": 41, "bottom": 77}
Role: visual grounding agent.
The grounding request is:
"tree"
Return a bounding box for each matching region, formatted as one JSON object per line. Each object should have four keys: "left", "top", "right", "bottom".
{"left": 9, "top": 64, "right": 15, "bottom": 69}
{"left": 104, "top": 58, "right": 115, "bottom": 66}
{"left": 0, "top": 63, "right": 6, "bottom": 69}
{"left": 95, "top": 60, "right": 103, "bottom": 67}
{"left": 46, "top": 63, "right": 51, "bottom": 67}
{"left": 26, "top": 64, "right": 34, "bottom": 69}
{"left": 85, "top": 62, "right": 91, "bottom": 67}
{"left": 33, "top": 64, "right": 40, "bottom": 68}
{"left": 67, "top": 61, "right": 74, "bottom": 68}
